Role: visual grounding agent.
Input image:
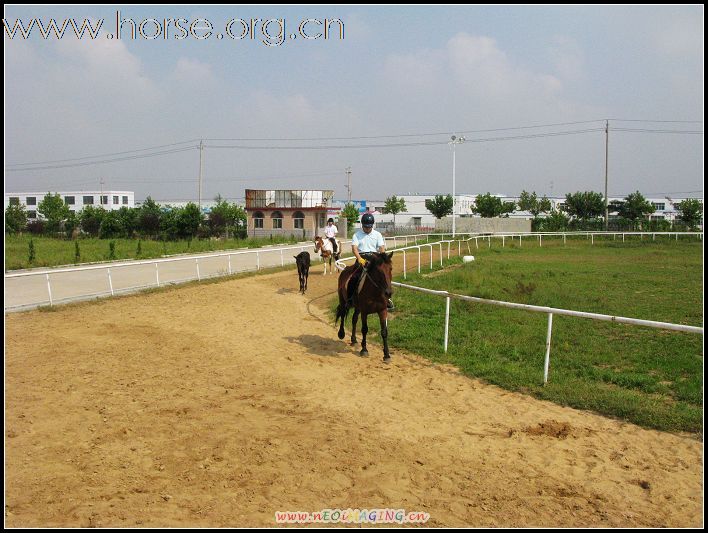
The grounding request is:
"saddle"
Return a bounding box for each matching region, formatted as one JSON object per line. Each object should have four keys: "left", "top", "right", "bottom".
{"left": 345, "top": 263, "right": 368, "bottom": 304}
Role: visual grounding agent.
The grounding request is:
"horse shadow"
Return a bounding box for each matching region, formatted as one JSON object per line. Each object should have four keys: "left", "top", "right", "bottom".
{"left": 285, "top": 335, "right": 351, "bottom": 357}
{"left": 277, "top": 287, "right": 297, "bottom": 295}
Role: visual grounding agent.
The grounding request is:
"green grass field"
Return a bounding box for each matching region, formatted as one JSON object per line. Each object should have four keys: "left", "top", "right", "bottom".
{"left": 338, "top": 237, "right": 704, "bottom": 433}
{"left": 4, "top": 234, "right": 302, "bottom": 271}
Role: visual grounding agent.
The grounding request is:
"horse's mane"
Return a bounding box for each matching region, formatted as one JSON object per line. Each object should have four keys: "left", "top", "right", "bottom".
{"left": 368, "top": 252, "right": 393, "bottom": 266}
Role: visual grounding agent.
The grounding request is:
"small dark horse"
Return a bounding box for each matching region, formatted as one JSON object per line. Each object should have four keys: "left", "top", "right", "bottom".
{"left": 335, "top": 252, "right": 394, "bottom": 362}
{"left": 294, "top": 251, "right": 310, "bottom": 294}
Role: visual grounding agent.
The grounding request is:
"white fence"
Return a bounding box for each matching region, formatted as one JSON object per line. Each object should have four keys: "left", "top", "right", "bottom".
{"left": 333, "top": 233, "right": 704, "bottom": 384}
{"left": 3, "top": 235, "right": 444, "bottom": 311}
{"left": 4, "top": 231, "right": 702, "bottom": 312}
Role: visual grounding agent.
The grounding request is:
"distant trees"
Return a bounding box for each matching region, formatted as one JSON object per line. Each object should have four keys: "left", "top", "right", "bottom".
{"left": 610, "top": 191, "right": 655, "bottom": 229}
{"left": 518, "top": 190, "right": 552, "bottom": 217}
{"left": 425, "top": 195, "right": 453, "bottom": 219}
{"left": 79, "top": 206, "right": 106, "bottom": 237}
{"left": 384, "top": 195, "right": 407, "bottom": 226}
{"left": 5, "top": 204, "right": 27, "bottom": 234}
{"left": 562, "top": 191, "right": 605, "bottom": 223}
{"left": 472, "top": 193, "right": 516, "bottom": 218}
{"left": 341, "top": 203, "right": 360, "bottom": 233}
{"left": 38, "top": 192, "right": 72, "bottom": 234}
{"left": 208, "top": 195, "right": 247, "bottom": 238}
{"left": 676, "top": 199, "right": 704, "bottom": 231}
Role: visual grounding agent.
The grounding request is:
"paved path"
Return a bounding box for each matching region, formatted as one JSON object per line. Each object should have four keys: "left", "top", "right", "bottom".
{"left": 4, "top": 241, "right": 345, "bottom": 312}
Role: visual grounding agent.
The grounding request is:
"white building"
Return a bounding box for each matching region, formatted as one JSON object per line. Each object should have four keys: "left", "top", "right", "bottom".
{"left": 367, "top": 194, "right": 478, "bottom": 229}
{"left": 4, "top": 191, "right": 135, "bottom": 220}
{"left": 365, "top": 193, "right": 701, "bottom": 227}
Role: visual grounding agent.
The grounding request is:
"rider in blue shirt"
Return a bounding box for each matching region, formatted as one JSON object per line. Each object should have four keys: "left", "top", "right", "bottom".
{"left": 350, "top": 213, "right": 394, "bottom": 310}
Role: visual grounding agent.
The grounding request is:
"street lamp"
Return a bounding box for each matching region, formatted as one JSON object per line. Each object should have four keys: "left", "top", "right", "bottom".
{"left": 449, "top": 135, "right": 466, "bottom": 237}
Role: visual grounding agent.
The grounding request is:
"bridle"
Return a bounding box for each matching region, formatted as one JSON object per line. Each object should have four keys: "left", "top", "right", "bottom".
{"left": 360, "top": 258, "right": 391, "bottom": 295}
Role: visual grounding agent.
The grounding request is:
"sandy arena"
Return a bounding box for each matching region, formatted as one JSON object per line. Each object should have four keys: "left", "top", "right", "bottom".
{"left": 5, "top": 257, "right": 703, "bottom": 527}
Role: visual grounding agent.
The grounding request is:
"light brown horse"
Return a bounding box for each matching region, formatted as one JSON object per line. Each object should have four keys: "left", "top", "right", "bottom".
{"left": 314, "top": 236, "right": 342, "bottom": 275}
{"left": 335, "top": 252, "right": 394, "bottom": 362}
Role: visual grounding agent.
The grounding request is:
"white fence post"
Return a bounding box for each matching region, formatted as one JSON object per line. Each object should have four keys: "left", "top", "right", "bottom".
{"left": 429, "top": 244, "right": 433, "bottom": 270}
{"left": 488, "top": 236, "right": 491, "bottom": 248}
{"left": 257, "top": 252, "right": 260, "bottom": 270}
{"left": 591, "top": 234, "right": 594, "bottom": 245}
{"left": 543, "top": 313, "right": 554, "bottom": 385}
{"left": 228, "top": 254, "right": 232, "bottom": 275}
{"left": 155, "top": 263, "right": 160, "bottom": 287}
{"left": 196, "top": 258, "right": 201, "bottom": 281}
{"left": 418, "top": 247, "right": 421, "bottom": 274}
{"left": 502, "top": 235, "right": 505, "bottom": 247}
{"left": 563, "top": 233, "right": 566, "bottom": 245}
{"left": 444, "top": 296, "right": 451, "bottom": 353}
{"left": 403, "top": 249, "right": 407, "bottom": 280}
{"left": 280, "top": 249, "right": 284, "bottom": 267}
{"left": 107, "top": 268, "right": 114, "bottom": 296}
{"left": 46, "top": 273, "right": 53, "bottom": 306}
{"left": 475, "top": 237, "right": 479, "bottom": 249}
{"left": 439, "top": 243, "right": 443, "bottom": 266}
{"left": 447, "top": 241, "right": 450, "bottom": 259}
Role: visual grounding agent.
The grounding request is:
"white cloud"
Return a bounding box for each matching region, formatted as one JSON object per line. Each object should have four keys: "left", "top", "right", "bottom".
{"left": 172, "top": 57, "right": 215, "bottom": 83}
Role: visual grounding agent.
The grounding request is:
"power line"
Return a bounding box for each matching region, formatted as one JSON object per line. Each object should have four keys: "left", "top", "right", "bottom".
{"left": 5, "top": 146, "right": 198, "bottom": 172}
{"left": 5, "top": 139, "right": 200, "bottom": 168}
{"left": 5, "top": 118, "right": 703, "bottom": 171}
{"left": 610, "top": 128, "right": 703, "bottom": 134}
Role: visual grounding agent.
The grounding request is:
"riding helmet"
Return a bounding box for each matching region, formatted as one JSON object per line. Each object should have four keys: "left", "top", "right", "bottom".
{"left": 361, "top": 213, "right": 375, "bottom": 228}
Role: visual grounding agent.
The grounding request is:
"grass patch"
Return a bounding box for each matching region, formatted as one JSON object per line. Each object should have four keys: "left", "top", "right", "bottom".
{"left": 334, "top": 239, "right": 703, "bottom": 433}
{"left": 4, "top": 234, "right": 304, "bottom": 271}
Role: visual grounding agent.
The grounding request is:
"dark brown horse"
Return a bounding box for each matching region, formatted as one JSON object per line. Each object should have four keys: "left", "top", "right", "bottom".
{"left": 335, "top": 252, "right": 394, "bottom": 362}
{"left": 294, "top": 251, "right": 310, "bottom": 294}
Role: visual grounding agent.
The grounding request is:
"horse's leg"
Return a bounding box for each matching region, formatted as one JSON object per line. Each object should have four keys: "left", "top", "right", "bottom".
{"left": 337, "top": 295, "right": 347, "bottom": 340}
{"left": 379, "top": 310, "right": 391, "bottom": 363}
{"left": 360, "top": 313, "right": 369, "bottom": 357}
{"left": 350, "top": 308, "right": 359, "bottom": 345}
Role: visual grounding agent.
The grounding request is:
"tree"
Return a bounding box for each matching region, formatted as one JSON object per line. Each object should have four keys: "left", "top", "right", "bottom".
{"left": 209, "top": 195, "right": 247, "bottom": 238}
{"left": 178, "top": 203, "right": 203, "bottom": 238}
{"left": 613, "top": 191, "right": 655, "bottom": 229}
{"left": 64, "top": 211, "right": 79, "bottom": 239}
{"left": 384, "top": 195, "right": 407, "bottom": 226}
{"left": 79, "top": 206, "right": 106, "bottom": 237}
{"left": 138, "top": 196, "right": 162, "bottom": 237}
{"left": 425, "top": 194, "right": 454, "bottom": 219}
{"left": 117, "top": 206, "right": 139, "bottom": 238}
{"left": 38, "top": 192, "right": 71, "bottom": 235}
{"left": 99, "top": 210, "right": 123, "bottom": 239}
{"left": 518, "top": 190, "right": 552, "bottom": 217}
{"left": 538, "top": 209, "right": 569, "bottom": 231}
{"left": 562, "top": 191, "right": 605, "bottom": 222}
{"left": 5, "top": 204, "right": 28, "bottom": 234}
{"left": 676, "top": 198, "right": 703, "bottom": 231}
{"left": 472, "top": 193, "right": 516, "bottom": 218}
{"left": 341, "top": 203, "right": 360, "bottom": 233}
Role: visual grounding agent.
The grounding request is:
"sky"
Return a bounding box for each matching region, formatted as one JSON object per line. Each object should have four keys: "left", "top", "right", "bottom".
{"left": 3, "top": 5, "right": 704, "bottom": 204}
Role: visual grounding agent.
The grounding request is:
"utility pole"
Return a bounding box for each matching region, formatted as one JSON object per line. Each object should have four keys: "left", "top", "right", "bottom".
{"left": 198, "top": 139, "right": 204, "bottom": 210}
{"left": 345, "top": 166, "right": 352, "bottom": 203}
{"left": 449, "top": 135, "right": 466, "bottom": 237}
{"left": 604, "top": 120, "right": 609, "bottom": 231}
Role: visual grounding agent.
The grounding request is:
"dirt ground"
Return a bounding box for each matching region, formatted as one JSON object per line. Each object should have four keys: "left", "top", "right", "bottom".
{"left": 5, "top": 257, "right": 703, "bottom": 527}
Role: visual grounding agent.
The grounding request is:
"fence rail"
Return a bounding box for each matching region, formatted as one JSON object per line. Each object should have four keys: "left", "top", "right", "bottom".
{"left": 5, "top": 231, "right": 702, "bottom": 312}
{"left": 391, "top": 280, "right": 703, "bottom": 384}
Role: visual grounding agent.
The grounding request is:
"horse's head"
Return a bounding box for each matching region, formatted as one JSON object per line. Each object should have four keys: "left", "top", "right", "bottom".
{"left": 314, "top": 236, "right": 322, "bottom": 252}
{"left": 367, "top": 252, "right": 394, "bottom": 298}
